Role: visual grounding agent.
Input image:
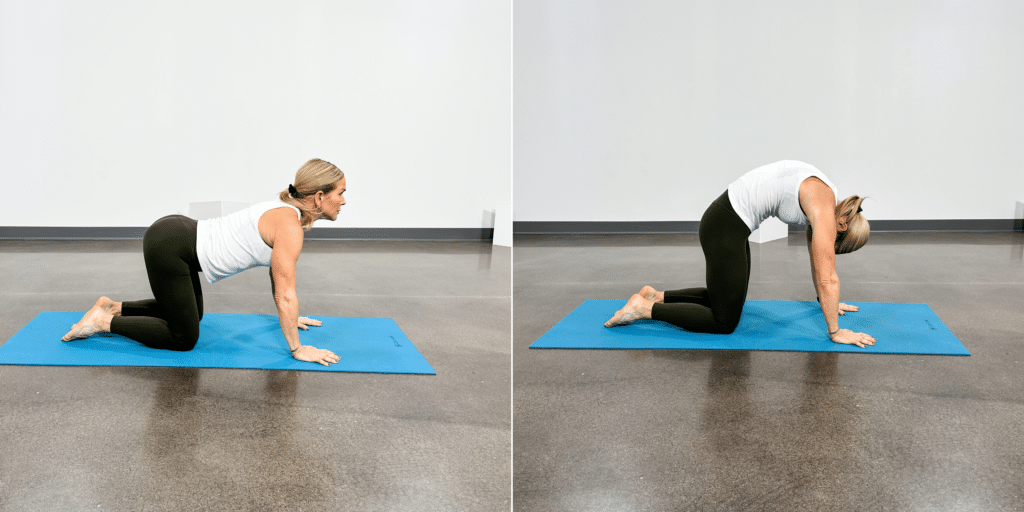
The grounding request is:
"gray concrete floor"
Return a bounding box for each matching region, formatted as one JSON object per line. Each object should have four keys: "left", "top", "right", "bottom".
{"left": 513, "top": 232, "right": 1024, "bottom": 511}
{"left": 0, "top": 240, "right": 510, "bottom": 512}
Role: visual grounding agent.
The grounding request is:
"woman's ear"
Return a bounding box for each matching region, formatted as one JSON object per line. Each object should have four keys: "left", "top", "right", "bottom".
{"left": 837, "top": 215, "right": 849, "bottom": 233}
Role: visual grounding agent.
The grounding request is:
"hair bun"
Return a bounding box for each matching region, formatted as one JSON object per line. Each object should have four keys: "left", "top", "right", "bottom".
{"left": 288, "top": 184, "right": 299, "bottom": 197}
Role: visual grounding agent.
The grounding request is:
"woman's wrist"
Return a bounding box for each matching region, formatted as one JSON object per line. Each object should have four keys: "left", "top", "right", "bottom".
{"left": 290, "top": 345, "right": 301, "bottom": 353}
{"left": 828, "top": 326, "right": 839, "bottom": 337}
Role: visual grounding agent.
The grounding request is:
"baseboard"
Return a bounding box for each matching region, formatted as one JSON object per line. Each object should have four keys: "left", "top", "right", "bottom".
{"left": 513, "top": 221, "right": 700, "bottom": 234}
{"left": 791, "top": 219, "right": 1020, "bottom": 233}
{"left": 0, "top": 226, "right": 495, "bottom": 241}
{"left": 515, "top": 219, "right": 1022, "bottom": 234}
{"left": 4, "top": 219, "right": 1017, "bottom": 239}
{"left": 306, "top": 228, "right": 494, "bottom": 241}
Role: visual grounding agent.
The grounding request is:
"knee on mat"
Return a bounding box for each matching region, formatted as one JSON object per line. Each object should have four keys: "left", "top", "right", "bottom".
{"left": 715, "top": 319, "right": 740, "bottom": 335}
{"left": 169, "top": 328, "right": 200, "bottom": 351}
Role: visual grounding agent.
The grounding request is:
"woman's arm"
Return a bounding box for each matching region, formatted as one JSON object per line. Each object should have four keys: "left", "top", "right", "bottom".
{"left": 801, "top": 178, "right": 875, "bottom": 348}
{"left": 806, "top": 211, "right": 842, "bottom": 337}
{"left": 807, "top": 247, "right": 859, "bottom": 316}
{"left": 270, "top": 268, "right": 321, "bottom": 331}
{"left": 270, "top": 221, "right": 303, "bottom": 351}
{"left": 269, "top": 216, "right": 339, "bottom": 365}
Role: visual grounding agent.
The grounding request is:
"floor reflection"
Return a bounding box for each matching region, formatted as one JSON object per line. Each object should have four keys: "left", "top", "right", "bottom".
{"left": 700, "top": 351, "right": 753, "bottom": 455}
{"left": 121, "top": 368, "right": 331, "bottom": 507}
{"left": 251, "top": 370, "right": 328, "bottom": 502}
{"left": 795, "top": 353, "right": 856, "bottom": 502}
{"left": 147, "top": 367, "right": 201, "bottom": 477}
{"left": 695, "top": 351, "right": 864, "bottom": 508}
{"left": 478, "top": 244, "right": 493, "bottom": 270}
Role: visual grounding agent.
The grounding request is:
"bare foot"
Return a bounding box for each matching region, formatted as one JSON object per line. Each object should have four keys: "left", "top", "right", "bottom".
{"left": 94, "top": 296, "right": 121, "bottom": 316}
{"left": 604, "top": 294, "right": 654, "bottom": 327}
{"left": 62, "top": 306, "right": 113, "bottom": 341}
{"left": 638, "top": 285, "right": 664, "bottom": 303}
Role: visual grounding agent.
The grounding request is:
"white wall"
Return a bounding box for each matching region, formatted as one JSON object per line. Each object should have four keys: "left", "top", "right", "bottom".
{"left": 0, "top": 0, "right": 510, "bottom": 228}
{"left": 514, "top": 0, "right": 1024, "bottom": 222}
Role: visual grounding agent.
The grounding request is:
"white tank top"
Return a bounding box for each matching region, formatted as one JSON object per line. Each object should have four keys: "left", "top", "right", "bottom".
{"left": 727, "top": 160, "right": 838, "bottom": 232}
{"left": 196, "top": 200, "right": 301, "bottom": 284}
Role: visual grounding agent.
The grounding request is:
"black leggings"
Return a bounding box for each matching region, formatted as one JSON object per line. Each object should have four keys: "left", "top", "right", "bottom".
{"left": 651, "top": 190, "right": 752, "bottom": 334}
{"left": 110, "top": 215, "right": 204, "bottom": 351}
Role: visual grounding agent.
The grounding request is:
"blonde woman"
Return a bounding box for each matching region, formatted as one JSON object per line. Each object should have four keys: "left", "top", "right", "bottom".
{"left": 605, "top": 160, "right": 877, "bottom": 349}
{"left": 62, "top": 159, "right": 347, "bottom": 366}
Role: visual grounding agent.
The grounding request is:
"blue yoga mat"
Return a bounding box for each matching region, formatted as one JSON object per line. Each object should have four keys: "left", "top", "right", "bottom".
{"left": 0, "top": 312, "right": 436, "bottom": 374}
{"left": 530, "top": 300, "right": 969, "bottom": 355}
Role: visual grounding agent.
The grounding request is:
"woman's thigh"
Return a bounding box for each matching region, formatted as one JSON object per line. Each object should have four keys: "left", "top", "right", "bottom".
{"left": 698, "top": 200, "right": 751, "bottom": 328}
{"left": 142, "top": 216, "right": 201, "bottom": 336}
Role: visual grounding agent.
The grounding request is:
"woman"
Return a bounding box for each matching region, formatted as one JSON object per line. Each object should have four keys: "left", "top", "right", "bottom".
{"left": 61, "top": 158, "right": 347, "bottom": 366}
{"left": 604, "top": 160, "right": 877, "bottom": 349}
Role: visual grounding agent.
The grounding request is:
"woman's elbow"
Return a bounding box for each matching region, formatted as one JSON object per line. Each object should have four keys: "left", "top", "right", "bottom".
{"left": 274, "top": 289, "right": 298, "bottom": 306}
{"left": 817, "top": 275, "right": 840, "bottom": 289}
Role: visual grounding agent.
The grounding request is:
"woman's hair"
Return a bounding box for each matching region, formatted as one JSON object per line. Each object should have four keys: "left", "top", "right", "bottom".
{"left": 279, "top": 158, "right": 345, "bottom": 231}
{"left": 806, "top": 195, "right": 870, "bottom": 254}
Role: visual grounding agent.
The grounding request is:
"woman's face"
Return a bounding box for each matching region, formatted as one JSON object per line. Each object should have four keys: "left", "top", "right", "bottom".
{"left": 317, "top": 177, "right": 347, "bottom": 221}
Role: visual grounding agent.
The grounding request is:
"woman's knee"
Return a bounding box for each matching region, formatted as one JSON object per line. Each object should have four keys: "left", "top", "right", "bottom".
{"left": 170, "top": 338, "right": 198, "bottom": 352}
{"left": 714, "top": 316, "right": 741, "bottom": 334}
{"left": 170, "top": 326, "right": 200, "bottom": 351}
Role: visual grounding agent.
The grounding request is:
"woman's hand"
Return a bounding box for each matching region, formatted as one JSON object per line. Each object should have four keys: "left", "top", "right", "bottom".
{"left": 838, "top": 303, "right": 858, "bottom": 315}
{"left": 298, "top": 316, "right": 322, "bottom": 330}
{"left": 292, "top": 345, "right": 340, "bottom": 366}
{"left": 830, "top": 329, "right": 876, "bottom": 348}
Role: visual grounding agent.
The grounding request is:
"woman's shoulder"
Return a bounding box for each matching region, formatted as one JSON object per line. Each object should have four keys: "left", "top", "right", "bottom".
{"left": 257, "top": 202, "right": 302, "bottom": 231}
{"left": 253, "top": 200, "right": 300, "bottom": 217}
{"left": 798, "top": 176, "right": 837, "bottom": 219}
{"left": 256, "top": 202, "right": 304, "bottom": 250}
{"left": 794, "top": 164, "right": 837, "bottom": 201}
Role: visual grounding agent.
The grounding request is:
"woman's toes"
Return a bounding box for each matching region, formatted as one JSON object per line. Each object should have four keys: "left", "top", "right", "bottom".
{"left": 62, "top": 306, "right": 110, "bottom": 341}
{"left": 604, "top": 308, "right": 625, "bottom": 327}
{"left": 62, "top": 324, "right": 85, "bottom": 341}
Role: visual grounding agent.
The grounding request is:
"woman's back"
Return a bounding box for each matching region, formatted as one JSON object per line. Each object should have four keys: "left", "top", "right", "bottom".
{"left": 727, "top": 160, "right": 838, "bottom": 232}
{"left": 196, "top": 201, "right": 300, "bottom": 284}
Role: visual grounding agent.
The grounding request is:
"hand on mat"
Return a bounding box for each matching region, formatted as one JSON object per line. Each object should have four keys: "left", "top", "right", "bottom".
{"left": 838, "top": 303, "right": 859, "bottom": 315}
{"left": 298, "top": 316, "right": 322, "bottom": 330}
{"left": 293, "top": 345, "right": 340, "bottom": 366}
{"left": 830, "top": 329, "right": 876, "bottom": 348}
